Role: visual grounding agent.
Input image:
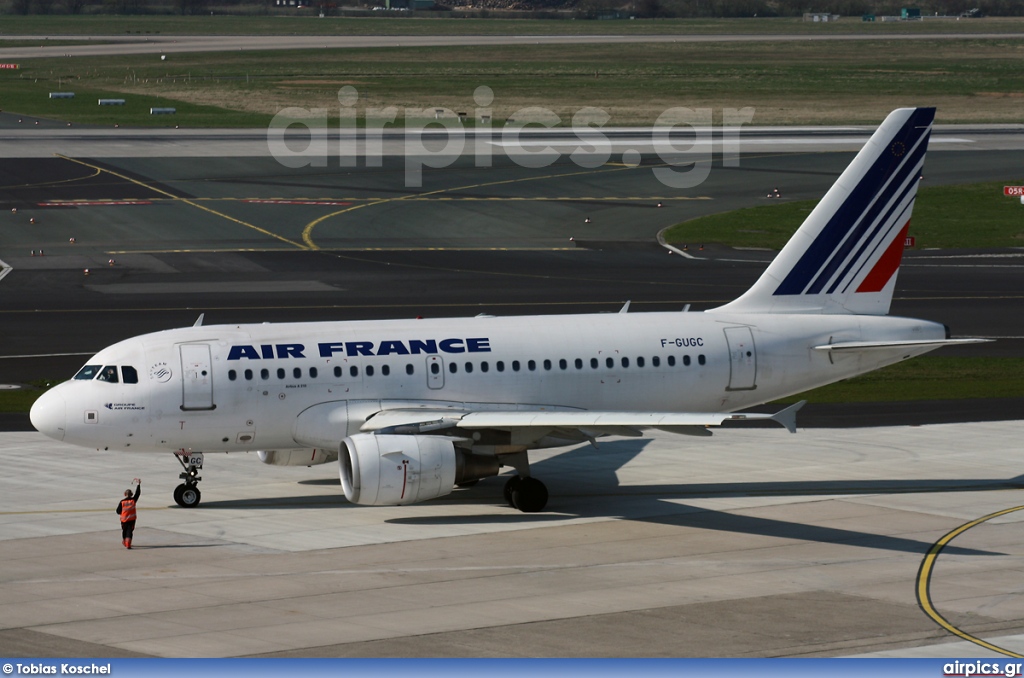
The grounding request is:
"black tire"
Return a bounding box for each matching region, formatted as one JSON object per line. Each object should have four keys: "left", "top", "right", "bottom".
{"left": 174, "top": 483, "right": 201, "bottom": 508}
{"left": 503, "top": 475, "right": 521, "bottom": 508}
{"left": 512, "top": 477, "right": 548, "bottom": 513}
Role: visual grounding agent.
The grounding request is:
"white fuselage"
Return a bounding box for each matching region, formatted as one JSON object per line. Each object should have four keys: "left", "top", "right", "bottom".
{"left": 35, "top": 310, "right": 946, "bottom": 454}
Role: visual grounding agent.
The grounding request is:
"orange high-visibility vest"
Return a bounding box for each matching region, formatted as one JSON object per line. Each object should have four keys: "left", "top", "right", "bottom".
{"left": 120, "top": 499, "right": 137, "bottom": 523}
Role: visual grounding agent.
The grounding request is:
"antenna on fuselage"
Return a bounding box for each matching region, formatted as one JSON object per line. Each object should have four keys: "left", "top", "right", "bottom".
{"left": 193, "top": 313, "right": 205, "bottom": 327}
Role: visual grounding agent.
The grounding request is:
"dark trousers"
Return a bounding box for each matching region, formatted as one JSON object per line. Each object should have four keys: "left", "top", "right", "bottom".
{"left": 121, "top": 520, "right": 136, "bottom": 540}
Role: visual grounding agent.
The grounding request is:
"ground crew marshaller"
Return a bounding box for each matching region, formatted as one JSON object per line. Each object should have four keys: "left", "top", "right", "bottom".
{"left": 116, "top": 478, "right": 141, "bottom": 549}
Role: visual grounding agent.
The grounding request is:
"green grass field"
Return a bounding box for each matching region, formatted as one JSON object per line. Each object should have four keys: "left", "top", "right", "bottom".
{"left": 774, "top": 357, "right": 1024, "bottom": 404}
{"left": 663, "top": 180, "right": 1024, "bottom": 250}
{"left": 3, "top": 37, "right": 1024, "bottom": 127}
{"left": 1, "top": 15, "right": 1023, "bottom": 37}
{"left": 0, "top": 77, "right": 273, "bottom": 127}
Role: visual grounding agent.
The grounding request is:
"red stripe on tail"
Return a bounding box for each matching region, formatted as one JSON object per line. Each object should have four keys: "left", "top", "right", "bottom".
{"left": 857, "top": 222, "right": 910, "bottom": 293}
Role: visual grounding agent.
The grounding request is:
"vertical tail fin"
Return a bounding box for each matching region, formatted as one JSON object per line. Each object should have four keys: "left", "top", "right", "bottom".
{"left": 712, "top": 107, "right": 934, "bottom": 316}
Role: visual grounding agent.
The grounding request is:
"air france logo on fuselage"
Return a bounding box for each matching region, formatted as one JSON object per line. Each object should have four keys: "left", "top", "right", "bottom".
{"left": 227, "top": 338, "right": 492, "bottom": 361}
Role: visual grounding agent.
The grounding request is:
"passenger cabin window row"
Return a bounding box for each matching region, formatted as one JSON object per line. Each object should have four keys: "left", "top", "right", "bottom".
{"left": 79, "top": 352, "right": 707, "bottom": 386}
{"left": 224, "top": 354, "right": 707, "bottom": 382}
{"left": 444, "top": 354, "right": 706, "bottom": 374}
{"left": 227, "top": 363, "right": 409, "bottom": 381}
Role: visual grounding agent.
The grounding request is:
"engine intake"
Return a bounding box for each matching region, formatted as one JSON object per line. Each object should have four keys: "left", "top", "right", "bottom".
{"left": 339, "top": 433, "right": 499, "bottom": 506}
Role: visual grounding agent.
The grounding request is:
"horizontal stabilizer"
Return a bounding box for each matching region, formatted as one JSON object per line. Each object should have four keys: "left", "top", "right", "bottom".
{"left": 812, "top": 338, "right": 991, "bottom": 352}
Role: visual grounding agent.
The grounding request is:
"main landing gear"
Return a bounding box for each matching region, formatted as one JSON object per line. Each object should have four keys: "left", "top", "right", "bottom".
{"left": 173, "top": 451, "right": 203, "bottom": 508}
{"left": 503, "top": 476, "right": 549, "bottom": 513}
{"left": 500, "top": 451, "right": 549, "bottom": 513}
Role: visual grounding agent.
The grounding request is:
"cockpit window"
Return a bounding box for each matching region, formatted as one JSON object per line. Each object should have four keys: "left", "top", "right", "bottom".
{"left": 74, "top": 365, "right": 102, "bottom": 380}
{"left": 96, "top": 366, "right": 119, "bottom": 383}
{"left": 122, "top": 366, "right": 139, "bottom": 384}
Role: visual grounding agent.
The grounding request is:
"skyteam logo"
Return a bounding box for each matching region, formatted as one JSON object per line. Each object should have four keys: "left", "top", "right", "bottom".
{"left": 149, "top": 363, "right": 172, "bottom": 382}
{"left": 227, "top": 338, "right": 492, "bottom": 360}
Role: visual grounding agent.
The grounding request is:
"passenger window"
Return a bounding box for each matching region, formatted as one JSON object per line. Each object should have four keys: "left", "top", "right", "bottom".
{"left": 465, "top": 362, "right": 474, "bottom": 374}
{"left": 606, "top": 357, "right": 614, "bottom": 368}
{"left": 698, "top": 354, "right": 706, "bottom": 366}
{"left": 637, "top": 357, "right": 645, "bottom": 368}
{"left": 310, "top": 367, "right": 318, "bottom": 379}
{"left": 244, "top": 369, "right": 253, "bottom": 380}
{"left": 543, "top": 359, "right": 551, "bottom": 371}
{"left": 350, "top": 366, "right": 359, "bottom": 377}
{"left": 74, "top": 365, "right": 102, "bottom": 380}
{"left": 668, "top": 356, "right": 676, "bottom": 367}
{"left": 293, "top": 367, "right": 302, "bottom": 379}
{"left": 481, "top": 361, "right": 489, "bottom": 373}
{"left": 449, "top": 362, "right": 457, "bottom": 374}
{"left": 652, "top": 356, "right": 660, "bottom": 367}
{"left": 559, "top": 359, "right": 567, "bottom": 370}
{"left": 512, "top": 360, "right": 520, "bottom": 372}
{"left": 574, "top": 358, "right": 582, "bottom": 369}
{"left": 621, "top": 357, "right": 629, "bottom": 369}
{"left": 366, "top": 365, "right": 375, "bottom": 377}
{"left": 277, "top": 368, "right": 286, "bottom": 380}
{"left": 683, "top": 355, "right": 691, "bottom": 366}
{"left": 406, "top": 364, "right": 414, "bottom": 375}
{"left": 333, "top": 366, "right": 342, "bottom": 378}
{"left": 528, "top": 360, "right": 536, "bottom": 371}
{"left": 228, "top": 370, "right": 237, "bottom": 382}
{"left": 430, "top": 363, "right": 440, "bottom": 375}
{"left": 590, "top": 358, "right": 598, "bottom": 369}
{"left": 382, "top": 365, "right": 390, "bottom": 376}
{"left": 261, "top": 368, "right": 270, "bottom": 380}
{"left": 122, "top": 366, "right": 139, "bottom": 384}
{"left": 97, "top": 366, "right": 119, "bottom": 383}
{"left": 497, "top": 361, "right": 505, "bottom": 372}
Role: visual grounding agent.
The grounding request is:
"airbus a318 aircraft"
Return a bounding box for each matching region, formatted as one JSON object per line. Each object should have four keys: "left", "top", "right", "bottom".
{"left": 31, "top": 107, "right": 984, "bottom": 513}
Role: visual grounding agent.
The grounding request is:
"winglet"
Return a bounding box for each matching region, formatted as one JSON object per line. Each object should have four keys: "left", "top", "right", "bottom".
{"left": 771, "top": 400, "right": 805, "bottom": 434}
{"left": 193, "top": 313, "right": 205, "bottom": 327}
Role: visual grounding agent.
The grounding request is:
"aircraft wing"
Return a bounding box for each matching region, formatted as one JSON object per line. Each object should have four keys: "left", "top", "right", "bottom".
{"left": 458, "top": 402, "right": 804, "bottom": 435}
{"left": 358, "top": 401, "right": 805, "bottom": 438}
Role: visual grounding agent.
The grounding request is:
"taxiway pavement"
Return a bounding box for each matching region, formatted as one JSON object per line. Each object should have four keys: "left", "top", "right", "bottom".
{"left": 3, "top": 423, "right": 1024, "bottom": 657}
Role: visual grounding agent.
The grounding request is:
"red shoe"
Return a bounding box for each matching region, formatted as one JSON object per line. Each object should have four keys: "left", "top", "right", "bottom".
{"left": 126, "top": 539, "right": 132, "bottom": 549}
{"left": 122, "top": 539, "right": 128, "bottom": 548}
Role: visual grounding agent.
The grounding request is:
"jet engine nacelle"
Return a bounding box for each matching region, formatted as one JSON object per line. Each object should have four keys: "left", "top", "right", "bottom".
{"left": 258, "top": 448, "right": 337, "bottom": 466}
{"left": 339, "top": 433, "right": 500, "bottom": 506}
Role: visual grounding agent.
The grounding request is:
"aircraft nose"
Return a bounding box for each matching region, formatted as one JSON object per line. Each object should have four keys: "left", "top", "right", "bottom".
{"left": 30, "top": 389, "right": 66, "bottom": 442}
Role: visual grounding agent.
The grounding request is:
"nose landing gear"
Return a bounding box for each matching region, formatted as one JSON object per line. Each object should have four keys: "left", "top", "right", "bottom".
{"left": 173, "top": 451, "right": 203, "bottom": 508}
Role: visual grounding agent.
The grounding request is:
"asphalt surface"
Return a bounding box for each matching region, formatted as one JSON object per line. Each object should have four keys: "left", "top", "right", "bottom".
{"left": 5, "top": 421, "right": 1024, "bottom": 658}
{"left": 1, "top": 132, "right": 1022, "bottom": 427}
{"left": 2, "top": 32, "right": 1024, "bottom": 59}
